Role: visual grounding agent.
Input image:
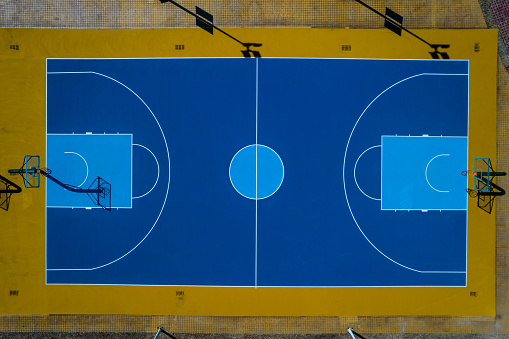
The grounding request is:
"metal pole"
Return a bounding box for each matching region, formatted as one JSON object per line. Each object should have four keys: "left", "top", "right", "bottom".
{"left": 153, "top": 327, "right": 162, "bottom": 339}
{"left": 39, "top": 170, "right": 102, "bottom": 194}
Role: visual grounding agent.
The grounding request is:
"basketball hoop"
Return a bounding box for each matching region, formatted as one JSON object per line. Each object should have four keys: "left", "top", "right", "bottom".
{"left": 464, "top": 158, "right": 506, "bottom": 214}
{"left": 461, "top": 169, "right": 476, "bottom": 178}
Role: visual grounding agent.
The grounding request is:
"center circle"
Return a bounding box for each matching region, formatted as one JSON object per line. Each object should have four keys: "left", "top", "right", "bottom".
{"left": 229, "top": 144, "right": 284, "bottom": 200}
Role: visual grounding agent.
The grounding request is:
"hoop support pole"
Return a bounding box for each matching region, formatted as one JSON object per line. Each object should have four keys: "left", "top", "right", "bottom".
{"left": 0, "top": 174, "right": 22, "bottom": 194}
{"left": 39, "top": 169, "right": 102, "bottom": 194}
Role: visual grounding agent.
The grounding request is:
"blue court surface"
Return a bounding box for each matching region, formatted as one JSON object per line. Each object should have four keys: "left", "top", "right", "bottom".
{"left": 381, "top": 136, "right": 468, "bottom": 210}
{"left": 46, "top": 58, "right": 469, "bottom": 287}
{"left": 47, "top": 134, "right": 132, "bottom": 208}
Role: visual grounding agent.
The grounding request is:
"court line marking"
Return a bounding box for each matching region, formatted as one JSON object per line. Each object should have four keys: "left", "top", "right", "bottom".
{"left": 133, "top": 132, "right": 134, "bottom": 208}
{"left": 228, "top": 144, "right": 285, "bottom": 200}
{"left": 46, "top": 71, "right": 170, "bottom": 272}
{"left": 46, "top": 57, "right": 469, "bottom": 61}
{"left": 43, "top": 61, "right": 470, "bottom": 286}
{"left": 45, "top": 58, "right": 48, "bottom": 284}
{"left": 379, "top": 208, "right": 466, "bottom": 211}
{"left": 465, "top": 60, "right": 470, "bottom": 286}
{"left": 255, "top": 58, "right": 258, "bottom": 289}
{"left": 381, "top": 135, "right": 467, "bottom": 138}
{"left": 381, "top": 136, "right": 383, "bottom": 208}
{"left": 466, "top": 61, "right": 470, "bottom": 285}
{"left": 343, "top": 72, "right": 468, "bottom": 274}
{"left": 44, "top": 283, "right": 468, "bottom": 287}
{"left": 132, "top": 143, "right": 160, "bottom": 199}
{"left": 425, "top": 154, "right": 450, "bottom": 193}
{"left": 47, "top": 206, "right": 132, "bottom": 209}
{"left": 354, "top": 145, "right": 381, "bottom": 201}
{"left": 379, "top": 136, "right": 468, "bottom": 210}
{"left": 63, "top": 151, "right": 88, "bottom": 187}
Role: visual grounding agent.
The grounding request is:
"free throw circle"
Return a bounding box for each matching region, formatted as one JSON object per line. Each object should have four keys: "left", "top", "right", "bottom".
{"left": 229, "top": 144, "right": 284, "bottom": 200}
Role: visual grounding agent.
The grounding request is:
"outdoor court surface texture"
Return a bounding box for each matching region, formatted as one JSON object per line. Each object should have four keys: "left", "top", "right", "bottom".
{"left": 46, "top": 58, "right": 469, "bottom": 287}
{"left": 0, "top": 28, "right": 498, "bottom": 317}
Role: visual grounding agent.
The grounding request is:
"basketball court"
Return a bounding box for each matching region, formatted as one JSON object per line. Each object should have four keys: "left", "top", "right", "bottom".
{"left": 0, "top": 27, "right": 499, "bottom": 317}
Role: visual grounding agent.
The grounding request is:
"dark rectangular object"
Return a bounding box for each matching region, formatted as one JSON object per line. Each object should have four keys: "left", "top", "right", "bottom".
{"left": 196, "top": 6, "right": 213, "bottom": 22}
{"left": 196, "top": 6, "right": 213, "bottom": 35}
{"left": 384, "top": 7, "right": 403, "bottom": 36}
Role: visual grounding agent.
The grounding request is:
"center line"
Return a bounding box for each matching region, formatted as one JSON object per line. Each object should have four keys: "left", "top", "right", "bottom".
{"left": 255, "top": 58, "right": 259, "bottom": 288}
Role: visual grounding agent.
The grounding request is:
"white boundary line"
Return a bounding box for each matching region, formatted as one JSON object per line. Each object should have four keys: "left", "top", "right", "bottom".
{"left": 380, "top": 135, "right": 467, "bottom": 138}
{"left": 47, "top": 133, "right": 133, "bottom": 135}
{"left": 380, "top": 135, "right": 468, "bottom": 211}
{"left": 63, "top": 151, "right": 89, "bottom": 187}
{"left": 45, "top": 58, "right": 48, "bottom": 284}
{"left": 425, "top": 154, "right": 450, "bottom": 193}
{"left": 466, "top": 61, "right": 470, "bottom": 286}
{"left": 379, "top": 208, "right": 467, "bottom": 211}
{"left": 46, "top": 57, "right": 469, "bottom": 61}
{"left": 131, "top": 134, "right": 133, "bottom": 205}
{"left": 132, "top": 143, "right": 160, "bottom": 199}
{"left": 255, "top": 58, "right": 258, "bottom": 289}
{"left": 43, "top": 283, "right": 468, "bottom": 287}
{"left": 44, "top": 59, "right": 470, "bottom": 286}
{"left": 381, "top": 136, "right": 383, "bottom": 208}
{"left": 343, "top": 72, "right": 468, "bottom": 275}
{"left": 47, "top": 206, "right": 132, "bottom": 209}
{"left": 46, "top": 70, "right": 170, "bottom": 272}
{"left": 353, "top": 145, "right": 381, "bottom": 201}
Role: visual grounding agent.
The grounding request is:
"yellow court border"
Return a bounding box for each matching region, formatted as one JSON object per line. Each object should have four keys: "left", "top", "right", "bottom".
{"left": 0, "top": 28, "right": 498, "bottom": 317}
